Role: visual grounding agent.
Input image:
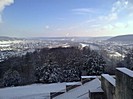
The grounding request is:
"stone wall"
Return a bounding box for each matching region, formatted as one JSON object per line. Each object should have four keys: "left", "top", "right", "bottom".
{"left": 101, "top": 74, "right": 116, "bottom": 99}
{"left": 89, "top": 87, "right": 104, "bottom": 99}
{"left": 115, "top": 68, "right": 133, "bottom": 99}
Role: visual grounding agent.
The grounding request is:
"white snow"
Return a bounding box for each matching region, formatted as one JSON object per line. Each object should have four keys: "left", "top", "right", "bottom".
{"left": 81, "top": 76, "right": 97, "bottom": 79}
{"left": 116, "top": 68, "right": 133, "bottom": 77}
{"left": 0, "top": 45, "right": 10, "bottom": 47}
{"left": 80, "top": 43, "right": 88, "bottom": 48}
{"left": 0, "top": 78, "right": 104, "bottom": 99}
{"left": 108, "top": 51, "right": 125, "bottom": 58}
{"left": 66, "top": 82, "right": 82, "bottom": 86}
{"left": 102, "top": 74, "right": 116, "bottom": 86}
{"left": 0, "top": 83, "right": 66, "bottom": 99}
{"left": 89, "top": 87, "right": 104, "bottom": 93}
{"left": 54, "top": 78, "right": 101, "bottom": 99}
{"left": 0, "top": 40, "right": 22, "bottom": 45}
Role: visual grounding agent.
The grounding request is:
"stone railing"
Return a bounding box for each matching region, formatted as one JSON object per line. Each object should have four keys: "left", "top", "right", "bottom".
{"left": 101, "top": 74, "right": 116, "bottom": 99}
{"left": 81, "top": 76, "right": 97, "bottom": 84}
{"left": 51, "top": 68, "right": 133, "bottom": 99}
{"left": 89, "top": 87, "right": 104, "bottom": 99}
{"left": 66, "top": 82, "right": 81, "bottom": 92}
{"left": 115, "top": 68, "right": 133, "bottom": 99}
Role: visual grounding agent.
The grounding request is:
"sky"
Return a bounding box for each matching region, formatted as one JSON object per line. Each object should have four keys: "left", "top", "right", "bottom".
{"left": 0, "top": 0, "right": 133, "bottom": 37}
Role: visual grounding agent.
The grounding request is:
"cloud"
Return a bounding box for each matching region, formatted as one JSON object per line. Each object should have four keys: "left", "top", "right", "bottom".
{"left": 69, "top": 0, "right": 133, "bottom": 36}
{"left": 98, "top": 0, "right": 129, "bottom": 23}
{"left": 127, "top": 2, "right": 133, "bottom": 17}
{"left": 129, "top": 13, "right": 133, "bottom": 17}
{"left": 86, "top": 19, "right": 96, "bottom": 23}
{"left": 0, "top": 0, "right": 14, "bottom": 23}
{"left": 111, "top": 0, "right": 133, "bottom": 18}
{"left": 111, "top": 0, "right": 128, "bottom": 13}
{"left": 112, "top": 22, "right": 129, "bottom": 29}
{"left": 89, "top": 24, "right": 100, "bottom": 28}
{"left": 45, "top": 25, "right": 50, "bottom": 29}
{"left": 56, "top": 28, "right": 62, "bottom": 31}
{"left": 97, "top": 0, "right": 131, "bottom": 29}
{"left": 99, "top": 13, "right": 118, "bottom": 22}
{"left": 72, "top": 8, "right": 96, "bottom": 15}
{"left": 128, "top": 0, "right": 133, "bottom": 3}
{"left": 0, "top": 14, "right": 2, "bottom": 22}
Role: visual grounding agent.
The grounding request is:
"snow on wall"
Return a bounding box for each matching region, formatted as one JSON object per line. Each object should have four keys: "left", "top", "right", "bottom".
{"left": 81, "top": 76, "right": 97, "bottom": 79}
{"left": 66, "top": 82, "right": 82, "bottom": 86}
{"left": 101, "top": 74, "right": 116, "bottom": 86}
{"left": 116, "top": 68, "right": 133, "bottom": 77}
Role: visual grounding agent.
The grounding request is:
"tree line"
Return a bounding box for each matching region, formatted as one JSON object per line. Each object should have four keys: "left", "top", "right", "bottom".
{"left": 0, "top": 46, "right": 106, "bottom": 87}
{"left": 117, "top": 49, "right": 133, "bottom": 70}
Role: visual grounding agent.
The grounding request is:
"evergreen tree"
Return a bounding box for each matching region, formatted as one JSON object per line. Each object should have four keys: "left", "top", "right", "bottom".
{"left": 123, "top": 49, "right": 133, "bottom": 70}
{"left": 3, "top": 69, "right": 21, "bottom": 87}
{"left": 83, "top": 51, "right": 105, "bottom": 75}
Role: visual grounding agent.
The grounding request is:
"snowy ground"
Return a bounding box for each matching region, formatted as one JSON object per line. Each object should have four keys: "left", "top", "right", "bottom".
{"left": 0, "top": 83, "right": 66, "bottom": 99}
{"left": 0, "top": 78, "right": 101, "bottom": 99}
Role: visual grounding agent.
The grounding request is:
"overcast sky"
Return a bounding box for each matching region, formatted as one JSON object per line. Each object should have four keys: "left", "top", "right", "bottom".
{"left": 0, "top": 0, "right": 133, "bottom": 37}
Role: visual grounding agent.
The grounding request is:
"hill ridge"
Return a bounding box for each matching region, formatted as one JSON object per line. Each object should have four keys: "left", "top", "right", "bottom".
{"left": 107, "top": 34, "right": 133, "bottom": 41}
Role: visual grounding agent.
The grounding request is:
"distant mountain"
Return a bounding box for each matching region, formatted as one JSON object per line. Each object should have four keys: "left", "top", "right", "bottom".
{"left": 0, "top": 36, "right": 22, "bottom": 41}
{"left": 0, "top": 36, "right": 111, "bottom": 41}
{"left": 107, "top": 34, "right": 133, "bottom": 41}
{"left": 90, "top": 36, "right": 112, "bottom": 41}
{"left": 29, "top": 36, "right": 111, "bottom": 41}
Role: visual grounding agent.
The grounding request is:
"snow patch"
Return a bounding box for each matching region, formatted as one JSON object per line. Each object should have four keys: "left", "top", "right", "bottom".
{"left": 66, "top": 82, "right": 82, "bottom": 86}
{"left": 81, "top": 76, "right": 97, "bottom": 79}
{"left": 102, "top": 74, "right": 116, "bottom": 86}
{"left": 117, "top": 68, "right": 133, "bottom": 77}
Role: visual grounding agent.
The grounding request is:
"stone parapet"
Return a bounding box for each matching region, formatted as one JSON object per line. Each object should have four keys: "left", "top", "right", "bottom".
{"left": 101, "top": 74, "right": 116, "bottom": 99}
{"left": 115, "top": 68, "right": 133, "bottom": 99}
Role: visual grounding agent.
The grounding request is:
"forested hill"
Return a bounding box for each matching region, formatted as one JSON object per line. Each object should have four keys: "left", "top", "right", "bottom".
{"left": 0, "top": 47, "right": 106, "bottom": 87}
{"left": 107, "top": 34, "right": 133, "bottom": 41}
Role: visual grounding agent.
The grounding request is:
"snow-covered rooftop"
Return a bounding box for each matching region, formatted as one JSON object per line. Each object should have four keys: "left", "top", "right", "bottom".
{"left": 116, "top": 68, "right": 133, "bottom": 77}
{"left": 102, "top": 74, "right": 116, "bottom": 86}
{"left": 54, "top": 78, "right": 101, "bottom": 99}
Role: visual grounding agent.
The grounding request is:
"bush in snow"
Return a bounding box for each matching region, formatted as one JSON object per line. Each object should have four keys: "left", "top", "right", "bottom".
{"left": 3, "top": 69, "right": 21, "bottom": 87}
